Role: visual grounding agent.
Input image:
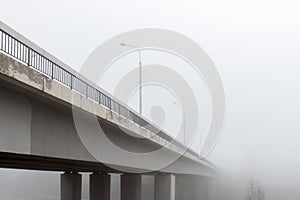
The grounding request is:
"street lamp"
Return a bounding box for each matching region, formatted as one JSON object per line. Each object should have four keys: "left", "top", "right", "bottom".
{"left": 120, "top": 43, "right": 143, "bottom": 114}
{"left": 173, "top": 102, "right": 186, "bottom": 146}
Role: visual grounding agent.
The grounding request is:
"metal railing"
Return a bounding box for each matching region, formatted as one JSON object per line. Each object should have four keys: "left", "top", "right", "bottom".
{"left": 0, "top": 28, "right": 199, "bottom": 157}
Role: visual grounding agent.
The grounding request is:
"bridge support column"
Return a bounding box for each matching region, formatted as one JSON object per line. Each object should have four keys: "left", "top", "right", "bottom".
{"left": 155, "top": 174, "right": 175, "bottom": 200}
{"left": 61, "top": 172, "right": 82, "bottom": 200}
{"left": 121, "top": 174, "right": 142, "bottom": 200}
{"left": 175, "top": 174, "right": 214, "bottom": 200}
{"left": 90, "top": 172, "right": 111, "bottom": 200}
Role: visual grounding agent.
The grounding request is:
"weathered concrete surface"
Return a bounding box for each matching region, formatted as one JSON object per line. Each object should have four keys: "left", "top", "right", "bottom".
{"left": 0, "top": 52, "right": 215, "bottom": 175}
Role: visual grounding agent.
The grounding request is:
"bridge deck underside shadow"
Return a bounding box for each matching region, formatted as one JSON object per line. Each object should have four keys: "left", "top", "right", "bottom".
{"left": 0, "top": 152, "right": 120, "bottom": 172}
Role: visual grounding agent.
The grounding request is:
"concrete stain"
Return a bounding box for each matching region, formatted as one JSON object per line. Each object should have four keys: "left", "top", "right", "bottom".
{"left": 0, "top": 54, "right": 9, "bottom": 74}
{"left": 0, "top": 53, "right": 53, "bottom": 90}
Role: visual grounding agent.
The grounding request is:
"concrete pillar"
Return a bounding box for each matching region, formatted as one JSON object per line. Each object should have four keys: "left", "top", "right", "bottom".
{"left": 142, "top": 175, "right": 155, "bottom": 200}
{"left": 90, "top": 173, "right": 111, "bottom": 200}
{"left": 61, "top": 172, "right": 82, "bottom": 200}
{"left": 121, "top": 174, "right": 142, "bottom": 200}
{"left": 155, "top": 174, "right": 175, "bottom": 200}
{"left": 111, "top": 174, "right": 121, "bottom": 200}
{"left": 175, "top": 174, "right": 214, "bottom": 200}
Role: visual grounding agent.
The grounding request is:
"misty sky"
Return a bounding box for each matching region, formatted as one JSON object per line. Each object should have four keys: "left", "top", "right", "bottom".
{"left": 1, "top": 0, "right": 300, "bottom": 199}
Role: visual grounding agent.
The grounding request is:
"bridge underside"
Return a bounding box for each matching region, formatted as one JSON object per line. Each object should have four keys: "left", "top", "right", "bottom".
{"left": 0, "top": 152, "right": 120, "bottom": 172}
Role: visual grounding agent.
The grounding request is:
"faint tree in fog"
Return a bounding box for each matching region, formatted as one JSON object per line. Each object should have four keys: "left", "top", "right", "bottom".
{"left": 246, "top": 179, "right": 265, "bottom": 200}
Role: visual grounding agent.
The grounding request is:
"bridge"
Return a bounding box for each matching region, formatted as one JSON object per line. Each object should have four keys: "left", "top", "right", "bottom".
{"left": 0, "top": 21, "right": 216, "bottom": 200}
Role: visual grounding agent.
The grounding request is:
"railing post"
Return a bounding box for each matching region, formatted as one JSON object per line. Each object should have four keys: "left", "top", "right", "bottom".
{"left": 86, "top": 84, "right": 88, "bottom": 97}
{"left": 0, "top": 30, "right": 3, "bottom": 51}
{"left": 27, "top": 48, "right": 30, "bottom": 66}
{"left": 51, "top": 63, "right": 54, "bottom": 79}
{"left": 70, "top": 75, "right": 73, "bottom": 89}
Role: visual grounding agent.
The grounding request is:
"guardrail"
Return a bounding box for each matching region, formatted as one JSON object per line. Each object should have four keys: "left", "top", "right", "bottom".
{"left": 0, "top": 28, "right": 199, "bottom": 157}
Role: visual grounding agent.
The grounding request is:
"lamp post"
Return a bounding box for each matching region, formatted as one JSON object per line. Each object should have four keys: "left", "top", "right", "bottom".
{"left": 173, "top": 102, "right": 186, "bottom": 146}
{"left": 183, "top": 114, "right": 186, "bottom": 146}
{"left": 120, "top": 43, "right": 143, "bottom": 115}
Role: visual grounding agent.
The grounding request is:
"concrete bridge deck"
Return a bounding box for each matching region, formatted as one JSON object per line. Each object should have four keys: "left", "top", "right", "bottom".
{"left": 0, "top": 20, "right": 216, "bottom": 200}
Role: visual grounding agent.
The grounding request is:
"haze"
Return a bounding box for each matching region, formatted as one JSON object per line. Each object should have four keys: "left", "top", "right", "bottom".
{"left": 1, "top": 0, "right": 300, "bottom": 199}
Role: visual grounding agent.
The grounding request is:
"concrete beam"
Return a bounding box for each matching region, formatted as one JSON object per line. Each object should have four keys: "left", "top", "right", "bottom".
{"left": 155, "top": 174, "right": 175, "bottom": 200}
{"left": 121, "top": 174, "right": 142, "bottom": 200}
{"left": 61, "top": 172, "right": 82, "bottom": 200}
{"left": 90, "top": 173, "right": 111, "bottom": 200}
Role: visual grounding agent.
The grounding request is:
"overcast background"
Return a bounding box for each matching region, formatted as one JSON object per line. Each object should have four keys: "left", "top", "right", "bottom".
{"left": 1, "top": 0, "right": 300, "bottom": 200}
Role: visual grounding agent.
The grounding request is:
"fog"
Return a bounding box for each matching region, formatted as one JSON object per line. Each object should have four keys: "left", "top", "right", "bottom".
{"left": 1, "top": 0, "right": 300, "bottom": 199}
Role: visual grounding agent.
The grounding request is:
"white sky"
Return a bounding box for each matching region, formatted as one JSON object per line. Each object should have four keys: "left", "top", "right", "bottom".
{"left": 1, "top": 0, "right": 300, "bottom": 199}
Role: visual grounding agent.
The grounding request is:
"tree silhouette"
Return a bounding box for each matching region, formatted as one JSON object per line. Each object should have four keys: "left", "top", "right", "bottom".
{"left": 246, "top": 179, "right": 265, "bottom": 200}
